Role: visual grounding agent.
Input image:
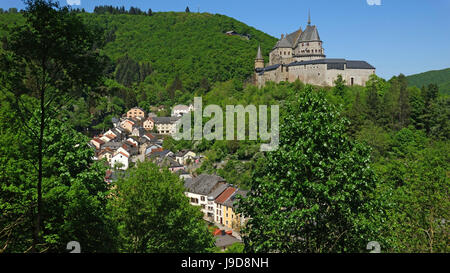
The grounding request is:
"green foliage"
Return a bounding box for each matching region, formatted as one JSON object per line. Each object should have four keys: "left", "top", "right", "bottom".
{"left": 238, "top": 86, "right": 384, "bottom": 253}
{"left": 406, "top": 68, "right": 450, "bottom": 95}
{"left": 224, "top": 242, "right": 245, "bottom": 253}
{"left": 111, "top": 161, "right": 215, "bottom": 253}
{"left": 0, "top": 117, "right": 117, "bottom": 252}
{"left": 81, "top": 11, "right": 276, "bottom": 91}
{"left": 332, "top": 74, "right": 347, "bottom": 97}
{"left": 373, "top": 128, "right": 449, "bottom": 252}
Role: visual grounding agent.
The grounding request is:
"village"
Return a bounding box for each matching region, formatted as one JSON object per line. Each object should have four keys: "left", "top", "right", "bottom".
{"left": 88, "top": 104, "right": 247, "bottom": 251}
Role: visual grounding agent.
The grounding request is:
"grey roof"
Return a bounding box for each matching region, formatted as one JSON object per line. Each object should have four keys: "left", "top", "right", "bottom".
{"left": 286, "top": 29, "right": 302, "bottom": 46}
{"left": 153, "top": 116, "right": 180, "bottom": 124}
{"left": 346, "top": 60, "right": 376, "bottom": 69}
{"left": 130, "top": 106, "right": 145, "bottom": 112}
{"left": 288, "top": 58, "right": 375, "bottom": 70}
{"left": 102, "top": 141, "right": 123, "bottom": 149}
{"left": 208, "top": 183, "right": 229, "bottom": 199}
{"left": 274, "top": 36, "right": 292, "bottom": 48}
{"left": 256, "top": 44, "right": 263, "bottom": 60}
{"left": 159, "top": 157, "right": 183, "bottom": 168}
{"left": 184, "top": 177, "right": 194, "bottom": 188}
{"left": 215, "top": 234, "right": 241, "bottom": 248}
{"left": 172, "top": 104, "right": 190, "bottom": 111}
{"left": 263, "top": 64, "right": 280, "bottom": 71}
{"left": 185, "top": 174, "right": 227, "bottom": 195}
{"left": 273, "top": 28, "right": 302, "bottom": 50}
{"left": 148, "top": 149, "right": 172, "bottom": 159}
{"left": 223, "top": 189, "right": 248, "bottom": 208}
{"left": 298, "top": 25, "right": 321, "bottom": 43}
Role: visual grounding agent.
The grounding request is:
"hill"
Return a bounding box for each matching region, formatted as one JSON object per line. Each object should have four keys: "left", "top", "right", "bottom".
{"left": 406, "top": 68, "right": 450, "bottom": 95}
{"left": 0, "top": 11, "right": 277, "bottom": 92}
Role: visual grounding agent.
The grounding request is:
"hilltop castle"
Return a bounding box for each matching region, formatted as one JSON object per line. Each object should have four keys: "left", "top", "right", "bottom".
{"left": 255, "top": 13, "right": 375, "bottom": 87}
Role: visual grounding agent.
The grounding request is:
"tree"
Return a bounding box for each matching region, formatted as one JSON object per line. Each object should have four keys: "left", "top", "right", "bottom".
{"left": 332, "top": 74, "right": 346, "bottom": 97}
{"left": 112, "top": 161, "right": 215, "bottom": 253}
{"left": 185, "top": 6, "right": 190, "bottom": 13}
{"left": 346, "top": 91, "right": 364, "bottom": 135}
{"left": 237, "top": 86, "right": 385, "bottom": 253}
{"left": 374, "top": 128, "right": 449, "bottom": 252}
{"left": 366, "top": 79, "right": 380, "bottom": 123}
{"left": 397, "top": 74, "right": 410, "bottom": 127}
{"left": 148, "top": 8, "right": 153, "bottom": 16}
{"left": 0, "top": 116, "right": 117, "bottom": 252}
{"left": 0, "top": 0, "right": 106, "bottom": 252}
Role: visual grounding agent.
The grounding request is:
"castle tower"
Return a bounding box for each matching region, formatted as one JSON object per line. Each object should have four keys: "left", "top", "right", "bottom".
{"left": 254, "top": 44, "right": 264, "bottom": 70}
{"left": 293, "top": 11, "right": 326, "bottom": 62}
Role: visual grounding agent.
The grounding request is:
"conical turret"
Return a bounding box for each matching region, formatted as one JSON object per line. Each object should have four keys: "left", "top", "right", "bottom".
{"left": 254, "top": 44, "right": 264, "bottom": 70}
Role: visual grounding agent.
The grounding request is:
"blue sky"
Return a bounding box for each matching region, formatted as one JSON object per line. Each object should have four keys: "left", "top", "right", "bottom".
{"left": 1, "top": 0, "right": 449, "bottom": 79}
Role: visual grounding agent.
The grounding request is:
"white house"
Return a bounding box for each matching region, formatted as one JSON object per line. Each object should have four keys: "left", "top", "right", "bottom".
{"left": 171, "top": 104, "right": 193, "bottom": 117}
{"left": 175, "top": 150, "right": 197, "bottom": 165}
{"left": 184, "top": 174, "right": 228, "bottom": 219}
{"left": 111, "top": 150, "right": 129, "bottom": 170}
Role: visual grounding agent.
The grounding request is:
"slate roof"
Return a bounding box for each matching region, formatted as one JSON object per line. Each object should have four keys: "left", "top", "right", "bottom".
{"left": 256, "top": 44, "right": 263, "bottom": 59}
{"left": 298, "top": 24, "right": 321, "bottom": 43}
{"left": 346, "top": 60, "right": 376, "bottom": 69}
{"left": 153, "top": 116, "right": 180, "bottom": 124}
{"left": 208, "top": 183, "right": 229, "bottom": 200}
{"left": 288, "top": 58, "right": 375, "bottom": 70}
{"left": 273, "top": 28, "right": 303, "bottom": 49}
{"left": 185, "top": 174, "right": 227, "bottom": 196}
{"left": 274, "top": 36, "right": 292, "bottom": 49}
{"left": 223, "top": 189, "right": 248, "bottom": 208}
{"left": 184, "top": 178, "right": 194, "bottom": 189}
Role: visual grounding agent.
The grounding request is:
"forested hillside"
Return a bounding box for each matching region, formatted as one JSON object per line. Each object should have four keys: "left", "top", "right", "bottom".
{"left": 0, "top": 9, "right": 277, "bottom": 131}
{"left": 0, "top": 3, "right": 448, "bottom": 253}
{"left": 0, "top": 10, "right": 277, "bottom": 91}
{"left": 407, "top": 68, "right": 450, "bottom": 95}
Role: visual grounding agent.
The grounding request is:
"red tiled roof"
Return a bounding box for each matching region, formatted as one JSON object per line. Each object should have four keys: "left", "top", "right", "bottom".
{"left": 118, "top": 152, "right": 129, "bottom": 158}
{"left": 150, "top": 147, "right": 163, "bottom": 154}
{"left": 126, "top": 140, "right": 137, "bottom": 147}
{"left": 215, "top": 187, "right": 237, "bottom": 204}
{"left": 123, "top": 119, "right": 134, "bottom": 125}
{"left": 92, "top": 138, "right": 105, "bottom": 144}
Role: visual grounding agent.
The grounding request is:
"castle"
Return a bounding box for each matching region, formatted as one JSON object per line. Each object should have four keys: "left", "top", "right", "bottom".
{"left": 255, "top": 13, "right": 376, "bottom": 87}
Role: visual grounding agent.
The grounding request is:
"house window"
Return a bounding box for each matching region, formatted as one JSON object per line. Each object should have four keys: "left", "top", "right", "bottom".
{"left": 201, "top": 196, "right": 205, "bottom": 202}
{"left": 351, "top": 77, "right": 354, "bottom": 86}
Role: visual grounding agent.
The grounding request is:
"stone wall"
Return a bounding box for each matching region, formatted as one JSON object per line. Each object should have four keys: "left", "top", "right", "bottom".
{"left": 257, "top": 64, "right": 375, "bottom": 87}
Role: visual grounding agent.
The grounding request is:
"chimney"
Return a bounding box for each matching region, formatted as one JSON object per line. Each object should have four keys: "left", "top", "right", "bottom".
{"left": 281, "top": 34, "right": 284, "bottom": 39}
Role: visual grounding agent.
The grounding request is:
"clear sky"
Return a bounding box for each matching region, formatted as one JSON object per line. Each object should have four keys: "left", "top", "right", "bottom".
{"left": 1, "top": 0, "right": 449, "bottom": 79}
